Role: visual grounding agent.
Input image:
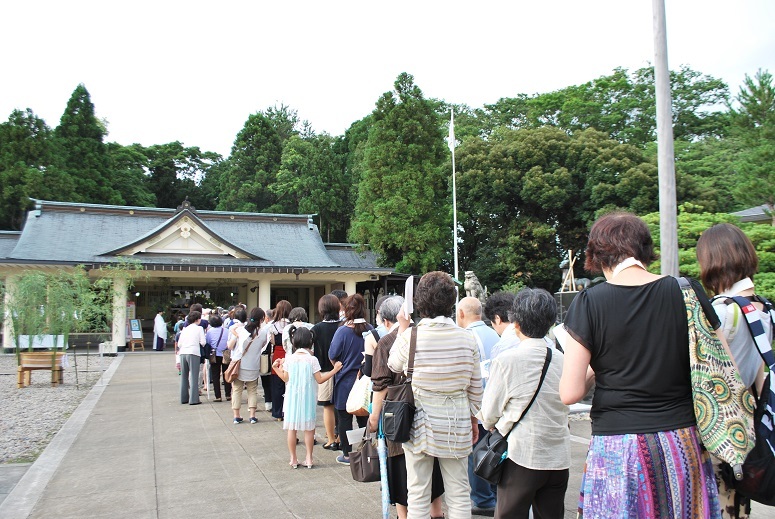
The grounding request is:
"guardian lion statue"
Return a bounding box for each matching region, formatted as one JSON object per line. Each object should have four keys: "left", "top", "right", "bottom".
{"left": 464, "top": 271, "right": 488, "bottom": 304}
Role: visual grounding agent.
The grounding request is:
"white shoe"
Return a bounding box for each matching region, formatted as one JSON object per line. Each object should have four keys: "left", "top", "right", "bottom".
{"left": 265, "top": 402, "right": 272, "bottom": 412}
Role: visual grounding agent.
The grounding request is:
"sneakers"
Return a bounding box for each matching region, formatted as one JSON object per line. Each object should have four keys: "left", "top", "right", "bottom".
{"left": 264, "top": 402, "right": 272, "bottom": 412}
{"left": 249, "top": 417, "right": 258, "bottom": 424}
{"left": 213, "top": 397, "right": 222, "bottom": 402}
{"left": 233, "top": 417, "right": 244, "bottom": 424}
{"left": 336, "top": 455, "right": 350, "bottom": 465}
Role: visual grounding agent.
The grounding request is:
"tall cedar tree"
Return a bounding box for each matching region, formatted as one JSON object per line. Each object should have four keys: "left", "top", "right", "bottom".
{"left": 218, "top": 113, "right": 282, "bottom": 212}
{"left": 54, "top": 84, "right": 122, "bottom": 204}
{"left": 350, "top": 73, "right": 448, "bottom": 273}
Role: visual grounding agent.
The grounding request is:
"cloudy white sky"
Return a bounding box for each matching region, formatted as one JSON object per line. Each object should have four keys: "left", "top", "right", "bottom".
{"left": 2, "top": 1, "right": 773, "bottom": 157}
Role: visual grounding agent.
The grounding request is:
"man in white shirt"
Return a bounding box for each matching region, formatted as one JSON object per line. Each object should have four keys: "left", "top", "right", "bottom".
{"left": 153, "top": 308, "right": 168, "bottom": 351}
{"left": 457, "top": 296, "right": 500, "bottom": 516}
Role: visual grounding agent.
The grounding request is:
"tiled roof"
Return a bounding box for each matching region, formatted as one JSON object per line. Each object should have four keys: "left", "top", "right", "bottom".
{"left": 0, "top": 232, "right": 21, "bottom": 258}
{"left": 2, "top": 200, "right": 387, "bottom": 272}
{"left": 732, "top": 204, "right": 772, "bottom": 222}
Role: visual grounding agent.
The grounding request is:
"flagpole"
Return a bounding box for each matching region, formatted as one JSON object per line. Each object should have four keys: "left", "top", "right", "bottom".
{"left": 449, "top": 108, "right": 459, "bottom": 282}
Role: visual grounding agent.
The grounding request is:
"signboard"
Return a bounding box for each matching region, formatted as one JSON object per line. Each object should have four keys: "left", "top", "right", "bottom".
{"left": 130, "top": 319, "right": 143, "bottom": 339}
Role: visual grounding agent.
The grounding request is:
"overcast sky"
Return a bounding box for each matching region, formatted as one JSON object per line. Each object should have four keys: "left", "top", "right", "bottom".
{"left": 2, "top": 1, "right": 773, "bottom": 157}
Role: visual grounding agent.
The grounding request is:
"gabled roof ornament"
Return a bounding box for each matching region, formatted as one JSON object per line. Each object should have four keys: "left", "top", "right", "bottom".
{"left": 176, "top": 197, "right": 196, "bottom": 213}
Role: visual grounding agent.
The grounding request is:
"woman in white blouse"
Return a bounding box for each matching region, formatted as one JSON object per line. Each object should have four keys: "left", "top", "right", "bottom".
{"left": 477, "top": 288, "right": 570, "bottom": 519}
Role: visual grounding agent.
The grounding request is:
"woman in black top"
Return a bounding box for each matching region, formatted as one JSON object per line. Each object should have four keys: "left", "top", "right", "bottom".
{"left": 559, "top": 212, "right": 722, "bottom": 519}
{"left": 311, "top": 294, "right": 342, "bottom": 449}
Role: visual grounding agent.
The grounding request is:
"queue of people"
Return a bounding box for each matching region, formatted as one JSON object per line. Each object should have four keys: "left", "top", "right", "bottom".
{"left": 165, "top": 213, "right": 770, "bottom": 519}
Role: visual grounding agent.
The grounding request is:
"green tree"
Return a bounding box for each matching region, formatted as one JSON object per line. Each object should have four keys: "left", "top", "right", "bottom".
{"left": 144, "top": 142, "right": 221, "bottom": 209}
{"left": 729, "top": 70, "right": 775, "bottom": 223}
{"left": 105, "top": 143, "right": 156, "bottom": 207}
{"left": 218, "top": 113, "right": 282, "bottom": 212}
{"left": 272, "top": 133, "right": 350, "bottom": 241}
{"left": 54, "top": 84, "right": 122, "bottom": 204}
{"left": 484, "top": 66, "right": 729, "bottom": 147}
{"left": 350, "top": 73, "right": 449, "bottom": 273}
{"left": 0, "top": 109, "right": 77, "bottom": 229}
{"left": 455, "top": 127, "right": 658, "bottom": 290}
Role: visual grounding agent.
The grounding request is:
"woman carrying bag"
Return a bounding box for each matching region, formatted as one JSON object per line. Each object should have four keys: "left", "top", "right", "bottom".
{"left": 228, "top": 307, "right": 266, "bottom": 425}
{"left": 477, "top": 288, "right": 569, "bottom": 518}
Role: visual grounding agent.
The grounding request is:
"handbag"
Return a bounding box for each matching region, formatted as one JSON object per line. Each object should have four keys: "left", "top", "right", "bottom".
{"left": 472, "top": 347, "right": 552, "bottom": 485}
{"left": 346, "top": 371, "right": 372, "bottom": 416}
{"left": 676, "top": 277, "right": 755, "bottom": 480}
{"left": 224, "top": 332, "right": 258, "bottom": 384}
{"left": 208, "top": 329, "right": 224, "bottom": 364}
{"left": 349, "top": 428, "right": 381, "bottom": 483}
{"left": 259, "top": 348, "right": 271, "bottom": 376}
{"left": 381, "top": 327, "right": 417, "bottom": 443}
{"left": 222, "top": 347, "right": 231, "bottom": 364}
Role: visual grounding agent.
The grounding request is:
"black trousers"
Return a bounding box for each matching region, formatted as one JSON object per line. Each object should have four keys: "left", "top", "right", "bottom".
{"left": 270, "top": 373, "right": 285, "bottom": 419}
{"left": 209, "top": 356, "right": 231, "bottom": 399}
{"left": 336, "top": 408, "right": 367, "bottom": 457}
{"left": 495, "top": 458, "right": 569, "bottom": 519}
{"left": 260, "top": 375, "right": 272, "bottom": 403}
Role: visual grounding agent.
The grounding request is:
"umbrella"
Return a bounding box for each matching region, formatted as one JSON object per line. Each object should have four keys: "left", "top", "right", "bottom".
{"left": 377, "top": 418, "right": 390, "bottom": 519}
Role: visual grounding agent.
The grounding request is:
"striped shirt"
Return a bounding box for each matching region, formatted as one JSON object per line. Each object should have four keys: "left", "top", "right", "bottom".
{"left": 388, "top": 316, "right": 483, "bottom": 459}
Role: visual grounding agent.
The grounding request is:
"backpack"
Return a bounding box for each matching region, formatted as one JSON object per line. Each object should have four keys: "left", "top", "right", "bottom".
{"left": 717, "top": 294, "right": 775, "bottom": 505}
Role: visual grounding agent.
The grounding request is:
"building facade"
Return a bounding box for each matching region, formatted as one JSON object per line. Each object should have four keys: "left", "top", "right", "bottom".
{"left": 0, "top": 199, "right": 392, "bottom": 350}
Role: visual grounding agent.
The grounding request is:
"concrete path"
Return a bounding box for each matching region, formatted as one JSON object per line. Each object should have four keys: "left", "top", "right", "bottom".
{"left": 8, "top": 352, "right": 765, "bottom": 518}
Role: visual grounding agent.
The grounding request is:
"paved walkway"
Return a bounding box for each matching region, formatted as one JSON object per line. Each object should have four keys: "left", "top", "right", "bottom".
{"left": 0, "top": 352, "right": 650, "bottom": 518}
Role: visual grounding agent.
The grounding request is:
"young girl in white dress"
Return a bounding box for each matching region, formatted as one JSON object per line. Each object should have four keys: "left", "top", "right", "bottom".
{"left": 273, "top": 326, "right": 342, "bottom": 469}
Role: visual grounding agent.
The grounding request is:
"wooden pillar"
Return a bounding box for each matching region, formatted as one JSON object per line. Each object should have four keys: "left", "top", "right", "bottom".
{"left": 2, "top": 275, "right": 16, "bottom": 351}
{"left": 111, "top": 276, "right": 127, "bottom": 353}
{"left": 308, "top": 287, "right": 316, "bottom": 322}
{"left": 345, "top": 279, "right": 357, "bottom": 296}
{"left": 258, "top": 278, "right": 271, "bottom": 312}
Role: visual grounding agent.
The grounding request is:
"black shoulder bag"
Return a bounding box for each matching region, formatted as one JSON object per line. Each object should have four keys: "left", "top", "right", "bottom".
{"left": 380, "top": 327, "right": 417, "bottom": 443}
{"left": 472, "top": 346, "right": 552, "bottom": 485}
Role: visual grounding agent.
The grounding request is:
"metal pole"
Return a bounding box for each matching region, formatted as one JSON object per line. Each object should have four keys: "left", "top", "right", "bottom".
{"left": 450, "top": 109, "right": 459, "bottom": 282}
{"left": 653, "top": 0, "right": 679, "bottom": 276}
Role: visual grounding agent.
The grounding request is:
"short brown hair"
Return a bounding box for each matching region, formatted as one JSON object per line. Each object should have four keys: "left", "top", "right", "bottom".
{"left": 318, "top": 294, "right": 341, "bottom": 321}
{"left": 697, "top": 223, "right": 758, "bottom": 295}
{"left": 415, "top": 271, "right": 456, "bottom": 318}
{"left": 584, "top": 212, "right": 657, "bottom": 273}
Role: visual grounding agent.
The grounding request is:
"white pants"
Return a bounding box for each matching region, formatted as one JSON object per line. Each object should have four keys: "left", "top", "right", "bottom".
{"left": 405, "top": 449, "right": 471, "bottom": 519}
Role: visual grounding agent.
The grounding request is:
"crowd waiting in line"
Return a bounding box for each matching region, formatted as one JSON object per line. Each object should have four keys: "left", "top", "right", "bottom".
{"left": 163, "top": 212, "right": 772, "bottom": 519}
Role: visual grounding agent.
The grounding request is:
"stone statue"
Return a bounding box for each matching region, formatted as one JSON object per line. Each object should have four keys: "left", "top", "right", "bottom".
{"left": 464, "top": 271, "right": 487, "bottom": 304}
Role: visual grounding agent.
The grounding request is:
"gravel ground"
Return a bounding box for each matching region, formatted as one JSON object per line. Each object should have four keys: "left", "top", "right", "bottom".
{"left": 0, "top": 353, "right": 116, "bottom": 464}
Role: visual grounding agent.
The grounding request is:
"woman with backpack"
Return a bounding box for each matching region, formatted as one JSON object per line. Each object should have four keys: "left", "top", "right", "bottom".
{"left": 697, "top": 223, "right": 772, "bottom": 518}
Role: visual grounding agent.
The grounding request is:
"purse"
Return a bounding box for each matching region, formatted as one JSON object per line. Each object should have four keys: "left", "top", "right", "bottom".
{"left": 472, "top": 346, "right": 552, "bottom": 485}
{"left": 208, "top": 329, "right": 224, "bottom": 364}
{"left": 676, "top": 277, "right": 755, "bottom": 480}
{"left": 259, "top": 349, "right": 271, "bottom": 375}
{"left": 346, "top": 371, "right": 372, "bottom": 416}
{"left": 222, "top": 348, "right": 231, "bottom": 364}
{"left": 224, "top": 333, "right": 258, "bottom": 383}
{"left": 381, "top": 327, "right": 417, "bottom": 443}
{"left": 349, "top": 428, "right": 381, "bottom": 483}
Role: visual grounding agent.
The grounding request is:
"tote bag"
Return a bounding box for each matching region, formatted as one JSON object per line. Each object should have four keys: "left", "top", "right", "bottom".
{"left": 346, "top": 372, "right": 372, "bottom": 416}
{"left": 677, "top": 277, "right": 755, "bottom": 479}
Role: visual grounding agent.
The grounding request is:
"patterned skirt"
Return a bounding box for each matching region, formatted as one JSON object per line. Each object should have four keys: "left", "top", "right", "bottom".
{"left": 578, "top": 426, "right": 721, "bottom": 518}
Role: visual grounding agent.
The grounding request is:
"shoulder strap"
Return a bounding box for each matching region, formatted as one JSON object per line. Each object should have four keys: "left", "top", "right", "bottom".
{"left": 676, "top": 276, "right": 718, "bottom": 325}
{"left": 370, "top": 329, "right": 381, "bottom": 344}
{"left": 504, "top": 347, "right": 553, "bottom": 440}
{"left": 406, "top": 327, "right": 417, "bottom": 383}
{"left": 728, "top": 296, "right": 775, "bottom": 373}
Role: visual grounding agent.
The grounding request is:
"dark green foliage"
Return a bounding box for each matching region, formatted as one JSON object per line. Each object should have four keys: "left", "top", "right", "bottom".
{"left": 456, "top": 127, "right": 658, "bottom": 291}
{"left": 272, "top": 133, "right": 350, "bottom": 242}
{"left": 55, "top": 84, "right": 122, "bottom": 204}
{"left": 350, "top": 73, "right": 449, "bottom": 273}
{"left": 218, "top": 113, "right": 283, "bottom": 212}
{"left": 143, "top": 142, "right": 221, "bottom": 209}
